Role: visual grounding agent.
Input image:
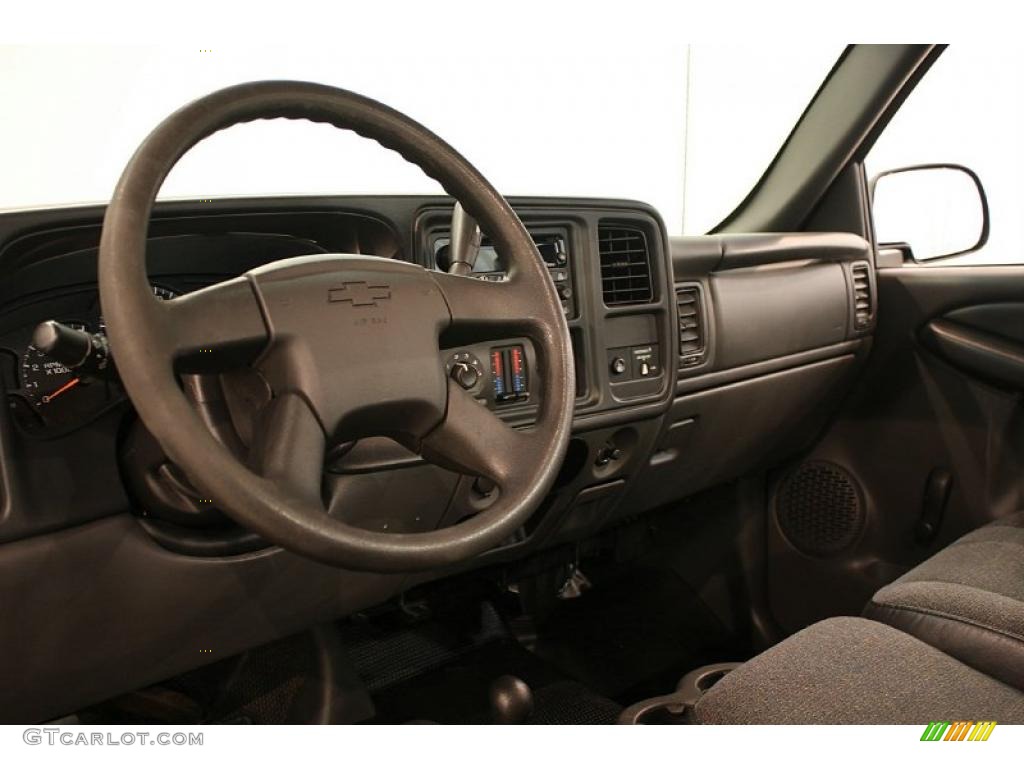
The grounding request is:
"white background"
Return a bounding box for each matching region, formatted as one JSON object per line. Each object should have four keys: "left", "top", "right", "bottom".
{"left": 868, "top": 44, "right": 1024, "bottom": 264}
{"left": 0, "top": 43, "right": 835, "bottom": 235}
{"left": 7, "top": 32, "right": 1020, "bottom": 263}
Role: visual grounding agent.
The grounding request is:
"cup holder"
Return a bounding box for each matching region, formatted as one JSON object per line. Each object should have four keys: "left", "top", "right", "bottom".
{"left": 617, "top": 662, "right": 742, "bottom": 725}
{"left": 678, "top": 663, "right": 736, "bottom": 698}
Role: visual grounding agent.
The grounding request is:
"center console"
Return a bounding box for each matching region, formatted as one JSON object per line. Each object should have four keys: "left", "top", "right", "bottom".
{"left": 405, "top": 199, "right": 678, "bottom": 561}
{"left": 416, "top": 200, "right": 676, "bottom": 430}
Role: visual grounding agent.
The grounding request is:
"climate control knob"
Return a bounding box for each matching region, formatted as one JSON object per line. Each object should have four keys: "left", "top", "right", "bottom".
{"left": 450, "top": 361, "right": 480, "bottom": 389}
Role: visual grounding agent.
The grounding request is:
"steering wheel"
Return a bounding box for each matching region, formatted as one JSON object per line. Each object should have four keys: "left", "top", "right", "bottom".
{"left": 99, "top": 81, "right": 573, "bottom": 573}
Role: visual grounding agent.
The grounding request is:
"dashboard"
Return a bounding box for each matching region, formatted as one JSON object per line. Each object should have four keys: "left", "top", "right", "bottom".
{"left": 0, "top": 198, "right": 681, "bottom": 547}
{"left": 0, "top": 194, "right": 874, "bottom": 723}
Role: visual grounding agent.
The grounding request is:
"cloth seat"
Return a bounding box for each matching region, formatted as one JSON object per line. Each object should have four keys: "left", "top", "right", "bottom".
{"left": 864, "top": 511, "right": 1024, "bottom": 690}
{"left": 693, "top": 617, "right": 1024, "bottom": 724}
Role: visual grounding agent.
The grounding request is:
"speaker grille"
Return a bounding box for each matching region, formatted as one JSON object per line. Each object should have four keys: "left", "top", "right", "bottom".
{"left": 776, "top": 461, "right": 864, "bottom": 556}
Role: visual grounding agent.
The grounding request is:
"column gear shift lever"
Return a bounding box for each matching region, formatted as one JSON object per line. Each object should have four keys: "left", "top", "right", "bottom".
{"left": 448, "top": 201, "right": 483, "bottom": 276}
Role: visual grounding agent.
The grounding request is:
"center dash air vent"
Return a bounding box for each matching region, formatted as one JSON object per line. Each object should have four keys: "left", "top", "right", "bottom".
{"left": 598, "top": 226, "right": 653, "bottom": 305}
{"left": 676, "top": 285, "right": 706, "bottom": 368}
{"left": 851, "top": 261, "right": 873, "bottom": 329}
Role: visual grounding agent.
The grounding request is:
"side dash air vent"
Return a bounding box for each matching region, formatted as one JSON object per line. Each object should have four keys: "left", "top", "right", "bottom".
{"left": 598, "top": 226, "right": 653, "bottom": 305}
{"left": 676, "top": 285, "right": 706, "bottom": 368}
{"left": 851, "top": 261, "right": 873, "bottom": 329}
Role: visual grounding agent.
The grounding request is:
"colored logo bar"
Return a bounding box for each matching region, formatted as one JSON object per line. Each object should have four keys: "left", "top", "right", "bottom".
{"left": 920, "top": 721, "right": 997, "bottom": 741}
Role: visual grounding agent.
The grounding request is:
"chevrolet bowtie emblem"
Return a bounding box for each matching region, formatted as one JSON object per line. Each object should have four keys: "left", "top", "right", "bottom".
{"left": 328, "top": 281, "right": 391, "bottom": 307}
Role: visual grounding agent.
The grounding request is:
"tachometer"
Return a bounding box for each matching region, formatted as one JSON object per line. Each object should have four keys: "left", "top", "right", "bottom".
{"left": 14, "top": 286, "right": 179, "bottom": 434}
{"left": 20, "top": 321, "right": 115, "bottom": 426}
{"left": 12, "top": 285, "right": 178, "bottom": 432}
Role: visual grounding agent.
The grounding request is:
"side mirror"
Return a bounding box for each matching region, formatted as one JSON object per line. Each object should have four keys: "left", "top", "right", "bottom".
{"left": 870, "top": 164, "right": 990, "bottom": 262}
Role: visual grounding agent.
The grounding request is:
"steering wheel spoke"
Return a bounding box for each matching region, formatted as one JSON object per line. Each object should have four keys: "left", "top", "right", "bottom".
{"left": 419, "top": 380, "right": 536, "bottom": 489}
{"left": 163, "top": 276, "right": 269, "bottom": 372}
{"left": 248, "top": 393, "right": 327, "bottom": 508}
{"left": 432, "top": 270, "right": 544, "bottom": 341}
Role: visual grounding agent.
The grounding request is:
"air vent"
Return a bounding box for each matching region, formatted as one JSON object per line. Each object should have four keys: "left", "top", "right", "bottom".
{"left": 851, "top": 261, "right": 873, "bottom": 329}
{"left": 598, "top": 226, "right": 653, "bottom": 305}
{"left": 676, "top": 285, "right": 706, "bottom": 368}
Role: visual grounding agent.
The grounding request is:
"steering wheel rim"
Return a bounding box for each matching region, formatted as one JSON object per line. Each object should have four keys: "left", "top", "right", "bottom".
{"left": 99, "top": 81, "right": 573, "bottom": 573}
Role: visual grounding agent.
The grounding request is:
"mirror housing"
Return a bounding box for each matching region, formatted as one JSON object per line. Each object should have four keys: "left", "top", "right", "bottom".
{"left": 870, "top": 163, "right": 990, "bottom": 262}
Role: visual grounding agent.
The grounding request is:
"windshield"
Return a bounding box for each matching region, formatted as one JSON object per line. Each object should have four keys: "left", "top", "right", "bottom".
{"left": 0, "top": 44, "right": 838, "bottom": 233}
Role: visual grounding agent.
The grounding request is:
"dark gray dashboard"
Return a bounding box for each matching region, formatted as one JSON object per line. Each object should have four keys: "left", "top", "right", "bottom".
{"left": 0, "top": 195, "right": 873, "bottom": 723}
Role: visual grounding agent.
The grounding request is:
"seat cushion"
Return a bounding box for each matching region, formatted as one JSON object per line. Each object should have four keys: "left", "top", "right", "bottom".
{"left": 693, "top": 617, "right": 1024, "bottom": 724}
{"left": 864, "top": 511, "right": 1024, "bottom": 690}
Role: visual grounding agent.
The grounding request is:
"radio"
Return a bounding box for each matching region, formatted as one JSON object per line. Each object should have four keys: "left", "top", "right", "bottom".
{"left": 433, "top": 231, "right": 575, "bottom": 318}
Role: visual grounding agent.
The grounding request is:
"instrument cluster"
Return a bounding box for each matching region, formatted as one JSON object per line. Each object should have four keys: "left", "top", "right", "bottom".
{"left": 2, "top": 284, "right": 178, "bottom": 435}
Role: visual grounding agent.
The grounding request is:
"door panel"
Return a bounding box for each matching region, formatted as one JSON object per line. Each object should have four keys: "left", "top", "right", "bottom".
{"left": 921, "top": 315, "right": 1024, "bottom": 390}
{"left": 766, "top": 265, "right": 1024, "bottom": 634}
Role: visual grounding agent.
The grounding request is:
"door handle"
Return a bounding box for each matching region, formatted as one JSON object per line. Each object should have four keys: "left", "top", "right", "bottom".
{"left": 920, "top": 318, "right": 1024, "bottom": 390}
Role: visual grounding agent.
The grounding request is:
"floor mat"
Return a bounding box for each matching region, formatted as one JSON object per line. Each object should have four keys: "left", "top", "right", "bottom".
{"left": 77, "top": 566, "right": 739, "bottom": 725}
{"left": 365, "top": 637, "right": 621, "bottom": 724}
{"left": 531, "top": 680, "right": 622, "bottom": 725}
{"left": 341, "top": 600, "right": 621, "bottom": 724}
{"left": 341, "top": 601, "right": 510, "bottom": 693}
{"left": 530, "top": 567, "right": 748, "bottom": 703}
{"left": 76, "top": 634, "right": 311, "bottom": 725}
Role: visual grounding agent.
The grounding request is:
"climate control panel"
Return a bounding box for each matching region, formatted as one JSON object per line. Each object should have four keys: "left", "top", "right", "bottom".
{"left": 489, "top": 344, "right": 529, "bottom": 403}
{"left": 445, "top": 351, "right": 484, "bottom": 390}
{"left": 442, "top": 341, "right": 533, "bottom": 410}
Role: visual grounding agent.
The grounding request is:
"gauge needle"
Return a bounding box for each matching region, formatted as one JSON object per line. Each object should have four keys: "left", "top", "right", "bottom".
{"left": 41, "top": 377, "right": 81, "bottom": 404}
